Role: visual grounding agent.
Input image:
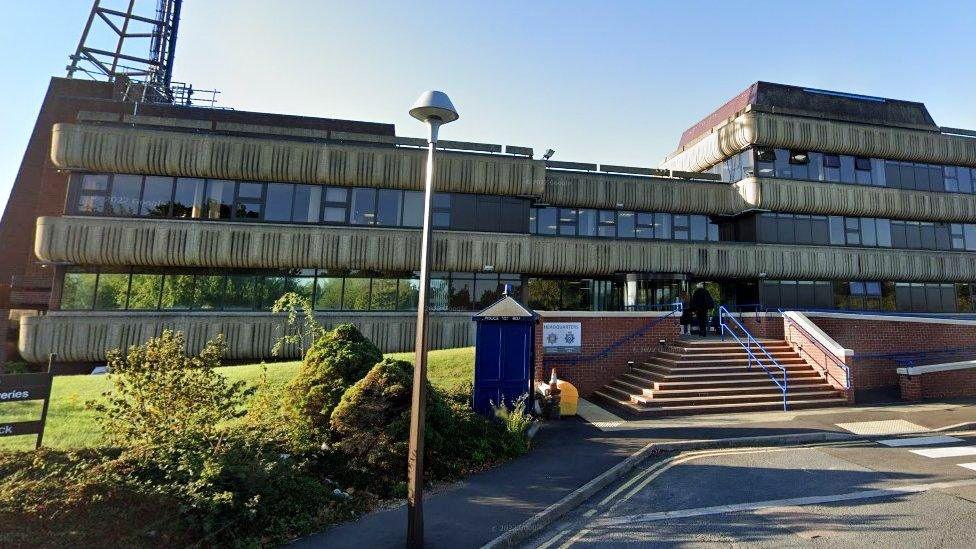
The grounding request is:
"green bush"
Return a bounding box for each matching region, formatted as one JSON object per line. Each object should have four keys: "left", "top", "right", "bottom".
{"left": 329, "top": 359, "right": 533, "bottom": 497}
{"left": 287, "top": 324, "right": 383, "bottom": 438}
{"left": 89, "top": 330, "right": 251, "bottom": 448}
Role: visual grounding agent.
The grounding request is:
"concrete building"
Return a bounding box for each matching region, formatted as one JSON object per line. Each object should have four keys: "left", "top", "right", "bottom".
{"left": 4, "top": 79, "right": 976, "bottom": 368}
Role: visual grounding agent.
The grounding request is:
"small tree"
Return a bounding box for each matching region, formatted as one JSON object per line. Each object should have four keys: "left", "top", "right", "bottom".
{"left": 271, "top": 292, "right": 325, "bottom": 357}
{"left": 287, "top": 324, "right": 382, "bottom": 437}
{"left": 89, "top": 330, "right": 251, "bottom": 448}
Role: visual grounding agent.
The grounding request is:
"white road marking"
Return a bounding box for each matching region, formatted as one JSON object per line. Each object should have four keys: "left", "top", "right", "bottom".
{"left": 592, "top": 478, "right": 976, "bottom": 527}
{"left": 910, "top": 446, "right": 976, "bottom": 459}
{"left": 836, "top": 419, "right": 928, "bottom": 436}
{"left": 878, "top": 435, "right": 963, "bottom": 447}
{"left": 535, "top": 529, "right": 571, "bottom": 549}
{"left": 959, "top": 463, "right": 976, "bottom": 472}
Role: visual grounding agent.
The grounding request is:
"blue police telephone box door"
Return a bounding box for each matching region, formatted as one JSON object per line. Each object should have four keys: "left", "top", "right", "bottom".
{"left": 472, "top": 295, "right": 537, "bottom": 416}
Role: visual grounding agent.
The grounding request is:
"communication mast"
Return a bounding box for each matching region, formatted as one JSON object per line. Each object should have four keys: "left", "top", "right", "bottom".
{"left": 66, "top": 0, "right": 218, "bottom": 106}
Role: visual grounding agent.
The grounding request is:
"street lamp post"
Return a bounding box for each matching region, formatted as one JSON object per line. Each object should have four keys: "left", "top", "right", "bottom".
{"left": 406, "top": 90, "right": 458, "bottom": 548}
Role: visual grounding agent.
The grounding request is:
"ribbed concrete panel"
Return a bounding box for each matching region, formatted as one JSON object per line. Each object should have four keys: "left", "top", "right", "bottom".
{"left": 661, "top": 112, "right": 976, "bottom": 173}
{"left": 736, "top": 178, "right": 976, "bottom": 222}
{"left": 542, "top": 171, "right": 743, "bottom": 214}
{"left": 50, "top": 123, "right": 546, "bottom": 197}
{"left": 35, "top": 216, "right": 976, "bottom": 282}
{"left": 18, "top": 311, "right": 475, "bottom": 363}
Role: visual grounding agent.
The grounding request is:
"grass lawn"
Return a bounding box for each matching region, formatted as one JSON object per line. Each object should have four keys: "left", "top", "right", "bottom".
{"left": 0, "top": 347, "right": 473, "bottom": 452}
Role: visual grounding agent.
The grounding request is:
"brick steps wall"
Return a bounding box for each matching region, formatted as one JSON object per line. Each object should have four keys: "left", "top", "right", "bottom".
{"left": 593, "top": 337, "right": 849, "bottom": 417}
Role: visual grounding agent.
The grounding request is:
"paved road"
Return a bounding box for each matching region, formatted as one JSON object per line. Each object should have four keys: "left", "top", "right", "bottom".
{"left": 527, "top": 430, "right": 976, "bottom": 548}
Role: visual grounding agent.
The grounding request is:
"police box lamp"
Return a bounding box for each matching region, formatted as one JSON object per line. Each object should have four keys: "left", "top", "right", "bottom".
{"left": 409, "top": 90, "right": 459, "bottom": 144}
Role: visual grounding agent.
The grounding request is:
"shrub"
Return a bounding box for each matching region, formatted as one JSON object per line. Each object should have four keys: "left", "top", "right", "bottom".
{"left": 329, "top": 359, "right": 532, "bottom": 497}
{"left": 287, "top": 324, "right": 382, "bottom": 438}
{"left": 271, "top": 292, "right": 325, "bottom": 357}
{"left": 88, "top": 330, "right": 251, "bottom": 449}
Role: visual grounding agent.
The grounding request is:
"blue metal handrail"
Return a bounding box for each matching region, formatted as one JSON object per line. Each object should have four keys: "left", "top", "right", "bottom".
{"left": 718, "top": 305, "right": 789, "bottom": 410}
{"left": 545, "top": 304, "right": 681, "bottom": 365}
{"left": 853, "top": 344, "right": 976, "bottom": 369}
{"left": 779, "top": 309, "right": 851, "bottom": 390}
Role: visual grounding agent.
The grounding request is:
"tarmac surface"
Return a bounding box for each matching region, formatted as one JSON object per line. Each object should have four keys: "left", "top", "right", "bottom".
{"left": 527, "top": 432, "right": 976, "bottom": 548}
{"left": 291, "top": 398, "right": 976, "bottom": 548}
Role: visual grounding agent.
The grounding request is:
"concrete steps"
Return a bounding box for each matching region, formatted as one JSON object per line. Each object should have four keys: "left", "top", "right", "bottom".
{"left": 593, "top": 336, "right": 849, "bottom": 418}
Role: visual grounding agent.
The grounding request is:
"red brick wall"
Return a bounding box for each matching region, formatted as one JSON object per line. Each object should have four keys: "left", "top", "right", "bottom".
{"left": 782, "top": 316, "right": 852, "bottom": 399}
{"left": 740, "top": 314, "right": 784, "bottom": 340}
{"left": 534, "top": 314, "right": 679, "bottom": 397}
{"left": 899, "top": 367, "right": 976, "bottom": 401}
{"left": 806, "top": 314, "right": 976, "bottom": 392}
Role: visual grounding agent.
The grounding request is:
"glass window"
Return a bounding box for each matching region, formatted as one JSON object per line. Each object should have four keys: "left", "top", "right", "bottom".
{"left": 234, "top": 183, "right": 263, "bottom": 220}
{"left": 397, "top": 278, "right": 420, "bottom": 311}
{"left": 76, "top": 193, "right": 106, "bottom": 214}
{"left": 375, "top": 189, "right": 402, "bottom": 226}
{"left": 635, "top": 213, "right": 655, "bottom": 239}
{"left": 861, "top": 218, "right": 877, "bottom": 247}
{"left": 966, "top": 224, "right": 976, "bottom": 252}
{"left": 839, "top": 156, "right": 856, "bottom": 183}
{"left": 140, "top": 177, "right": 173, "bottom": 217}
{"left": 829, "top": 216, "right": 845, "bottom": 245}
{"left": 845, "top": 217, "right": 860, "bottom": 245}
{"left": 81, "top": 174, "right": 109, "bottom": 191}
{"left": 106, "top": 175, "right": 142, "bottom": 216}
{"left": 617, "top": 211, "right": 636, "bottom": 238}
{"left": 265, "top": 183, "right": 294, "bottom": 222}
{"left": 261, "top": 274, "right": 312, "bottom": 309}
{"left": 890, "top": 221, "right": 908, "bottom": 249}
{"left": 402, "top": 191, "right": 424, "bottom": 227}
{"left": 919, "top": 222, "right": 936, "bottom": 249}
{"left": 876, "top": 218, "right": 892, "bottom": 247}
{"left": 94, "top": 272, "right": 130, "bottom": 310}
{"left": 960, "top": 168, "right": 974, "bottom": 194}
{"left": 350, "top": 188, "right": 376, "bottom": 225}
{"left": 204, "top": 180, "right": 234, "bottom": 220}
{"left": 433, "top": 193, "right": 451, "bottom": 228}
{"left": 313, "top": 276, "right": 343, "bottom": 310}
{"left": 325, "top": 187, "right": 348, "bottom": 203}
{"left": 223, "top": 275, "right": 260, "bottom": 310}
{"left": 127, "top": 273, "right": 162, "bottom": 309}
{"left": 160, "top": 274, "right": 195, "bottom": 309}
{"left": 854, "top": 157, "right": 872, "bottom": 185}
{"left": 794, "top": 215, "right": 813, "bottom": 245}
{"left": 823, "top": 154, "right": 841, "bottom": 169}
{"left": 690, "top": 215, "right": 707, "bottom": 241}
{"left": 673, "top": 215, "right": 689, "bottom": 240}
{"left": 598, "top": 211, "right": 616, "bottom": 237}
{"left": 449, "top": 274, "right": 475, "bottom": 310}
{"left": 290, "top": 184, "right": 321, "bottom": 223}
{"left": 474, "top": 273, "right": 501, "bottom": 308}
{"left": 342, "top": 277, "right": 371, "bottom": 310}
{"left": 60, "top": 270, "right": 97, "bottom": 310}
{"left": 172, "top": 178, "right": 204, "bottom": 219}
{"left": 429, "top": 274, "right": 449, "bottom": 311}
{"left": 656, "top": 213, "right": 672, "bottom": 240}
{"left": 854, "top": 157, "right": 872, "bottom": 171}
{"left": 193, "top": 275, "right": 224, "bottom": 309}
{"left": 536, "top": 207, "right": 558, "bottom": 235}
{"left": 559, "top": 208, "right": 578, "bottom": 236}
{"left": 370, "top": 278, "right": 399, "bottom": 310}
{"left": 906, "top": 222, "right": 922, "bottom": 249}
{"left": 578, "top": 209, "right": 597, "bottom": 236}
{"left": 777, "top": 214, "right": 796, "bottom": 244}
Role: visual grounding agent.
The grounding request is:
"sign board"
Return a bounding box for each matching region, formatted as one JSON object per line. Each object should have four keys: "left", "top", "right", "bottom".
{"left": 543, "top": 322, "right": 582, "bottom": 354}
{"left": 0, "top": 371, "right": 53, "bottom": 449}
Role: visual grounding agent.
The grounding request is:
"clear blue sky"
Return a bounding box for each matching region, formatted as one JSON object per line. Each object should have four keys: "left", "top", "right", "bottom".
{"left": 2, "top": 1, "right": 976, "bottom": 215}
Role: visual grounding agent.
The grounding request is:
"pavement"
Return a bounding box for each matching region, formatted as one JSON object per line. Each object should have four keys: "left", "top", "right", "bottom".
{"left": 291, "top": 397, "right": 976, "bottom": 548}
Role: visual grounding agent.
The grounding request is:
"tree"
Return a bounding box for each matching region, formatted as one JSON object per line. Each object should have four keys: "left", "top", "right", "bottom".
{"left": 271, "top": 292, "right": 325, "bottom": 357}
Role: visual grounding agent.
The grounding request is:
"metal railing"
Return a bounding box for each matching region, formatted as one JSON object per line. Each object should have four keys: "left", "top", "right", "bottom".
{"left": 544, "top": 304, "right": 681, "bottom": 365}
{"left": 718, "top": 305, "right": 789, "bottom": 410}
{"left": 853, "top": 345, "right": 976, "bottom": 369}
{"left": 780, "top": 310, "right": 851, "bottom": 390}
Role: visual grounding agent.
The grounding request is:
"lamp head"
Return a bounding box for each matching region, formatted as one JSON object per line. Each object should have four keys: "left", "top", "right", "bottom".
{"left": 410, "top": 90, "right": 459, "bottom": 124}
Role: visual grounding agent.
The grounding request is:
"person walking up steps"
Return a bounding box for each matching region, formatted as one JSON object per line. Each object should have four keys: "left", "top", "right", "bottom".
{"left": 690, "top": 282, "right": 714, "bottom": 337}
{"left": 678, "top": 290, "right": 693, "bottom": 336}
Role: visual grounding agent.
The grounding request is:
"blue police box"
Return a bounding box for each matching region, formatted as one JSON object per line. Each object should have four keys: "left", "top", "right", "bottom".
{"left": 471, "top": 289, "right": 538, "bottom": 416}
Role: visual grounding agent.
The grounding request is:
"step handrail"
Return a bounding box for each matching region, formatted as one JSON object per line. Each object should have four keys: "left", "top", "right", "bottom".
{"left": 718, "top": 305, "right": 788, "bottom": 410}
{"left": 779, "top": 309, "right": 851, "bottom": 390}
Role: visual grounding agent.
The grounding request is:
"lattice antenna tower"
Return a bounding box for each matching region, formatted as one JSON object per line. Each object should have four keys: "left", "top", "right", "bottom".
{"left": 66, "top": 0, "right": 192, "bottom": 104}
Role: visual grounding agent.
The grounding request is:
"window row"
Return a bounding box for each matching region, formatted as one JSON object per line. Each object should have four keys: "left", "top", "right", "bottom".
{"left": 530, "top": 208, "right": 719, "bottom": 242}
{"left": 757, "top": 213, "right": 976, "bottom": 251}
{"left": 747, "top": 147, "right": 976, "bottom": 195}
{"left": 69, "top": 173, "right": 531, "bottom": 234}
{"left": 59, "top": 268, "right": 522, "bottom": 313}
{"left": 760, "top": 280, "right": 963, "bottom": 313}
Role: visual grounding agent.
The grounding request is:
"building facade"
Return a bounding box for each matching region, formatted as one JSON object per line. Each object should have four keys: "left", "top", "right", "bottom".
{"left": 4, "top": 79, "right": 976, "bottom": 366}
